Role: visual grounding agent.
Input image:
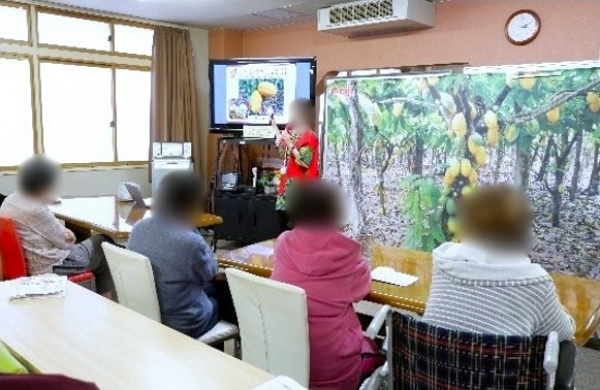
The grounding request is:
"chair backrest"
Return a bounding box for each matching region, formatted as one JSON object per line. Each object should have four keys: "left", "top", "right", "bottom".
{"left": 390, "top": 311, "right": 548, "bottom": 390}
{"left": 0, "top": 218, "right": 28, "bottom": 281}
{"left": 225, "top": 268, "right": 310, "bottom": 387}
{"left": 101, "top": 243, "right": 161, "bottom": 322}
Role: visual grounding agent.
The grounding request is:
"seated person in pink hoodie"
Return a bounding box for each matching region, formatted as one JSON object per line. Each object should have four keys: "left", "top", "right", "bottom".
{"left": 271, "top": 180, "right": 380, "bottom": 390}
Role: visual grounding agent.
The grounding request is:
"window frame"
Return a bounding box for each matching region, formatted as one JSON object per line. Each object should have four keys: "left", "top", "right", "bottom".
{"left": 0, "top": 1, "right": 32, "bottom": 46}
{"left": 37, "top": 58, "right": 151, "bottom": 168}
{"left": 0, "top": 1, "right": 155, "bottom": 171}
{"left": 0, "top": 53, "right": 37, "bottom": 169}
{"left": 113, "top": 23, "right": 156, "bottom": 57}
{"left": 35, "top": 7, "right": 154, "bottom": 60}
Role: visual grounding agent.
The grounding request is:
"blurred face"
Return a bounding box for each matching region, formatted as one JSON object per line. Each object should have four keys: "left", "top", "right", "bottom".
{"left": 289, "top": 105, "right": 302, "bottom": 127}
{"left": 38, "top": 184, "right": 59, "bottom": 203}
{"left": 289, "top": 104, "right": 311, "bottom": 131}
{"left": 458, "top": 185, "right": 533, "bottom": 252}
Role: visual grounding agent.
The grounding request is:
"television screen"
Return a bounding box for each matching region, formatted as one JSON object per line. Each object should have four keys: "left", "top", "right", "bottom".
{"left": 210, "top": 58, "right": 316, "bottom": 132}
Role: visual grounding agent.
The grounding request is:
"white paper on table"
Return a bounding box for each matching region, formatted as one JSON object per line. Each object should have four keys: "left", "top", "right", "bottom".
{"left": 371, "top": 266, "right": 419, "bottom": 287}
{"left": 8, "top": 274, "right": 67, "bottom": 300}
{"left": 253, "top": 376, "right": 307, "bottom": 390}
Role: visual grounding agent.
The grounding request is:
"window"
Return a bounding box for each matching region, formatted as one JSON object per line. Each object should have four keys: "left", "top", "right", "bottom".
{"left": 0, "top": 57, "right": 34, "bottom": 166}
{"left": 37, "top": 12, "right": 111, "bottom": 51}
{"left": 40, "top": 62, "right": 113, "bottom": 164}
{"left": 0, "top": 4, "right": 29, "bottom": 42}
{"left": 0, "top": 3, "right": 155, "bottom": 168}
{"left": 114, "top": 24, "right": 154, "bottom": 56}
{"left": 115, "top": 69, "right": 152, "bottom": 161}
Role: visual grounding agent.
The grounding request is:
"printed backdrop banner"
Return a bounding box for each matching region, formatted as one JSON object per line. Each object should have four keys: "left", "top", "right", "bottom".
{"left": 323, "top": 62, "right": 600, "bottom": 279}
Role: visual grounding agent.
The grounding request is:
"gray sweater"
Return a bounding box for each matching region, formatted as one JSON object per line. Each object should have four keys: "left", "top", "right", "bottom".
{"left": 127, "top": 217, "right": 218, "bottom": 338}
{"left": 423, "top": 242, "right": 575, "bottom": 341}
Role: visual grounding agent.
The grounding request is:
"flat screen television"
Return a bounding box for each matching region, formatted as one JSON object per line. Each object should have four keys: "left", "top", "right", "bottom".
{"left": 209, "top": 57, "right": 316, "bottom": 133}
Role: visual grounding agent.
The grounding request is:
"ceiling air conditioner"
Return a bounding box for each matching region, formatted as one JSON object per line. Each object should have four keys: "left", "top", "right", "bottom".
{"left": 318, "top": 0, "right": 435, "bottom": 38}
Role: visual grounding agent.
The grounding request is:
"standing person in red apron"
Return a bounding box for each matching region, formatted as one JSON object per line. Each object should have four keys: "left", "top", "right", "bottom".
{"left": 271, "top": 98, "right": 320, "bottom": 232}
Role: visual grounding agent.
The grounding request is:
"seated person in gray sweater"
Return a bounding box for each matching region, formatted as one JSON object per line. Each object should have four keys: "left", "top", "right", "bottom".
{"left": 423, "top": 184, "right": 575, "bottom": 341}
{"left": 127, "top": 171, "right": 219, "bottom": 338}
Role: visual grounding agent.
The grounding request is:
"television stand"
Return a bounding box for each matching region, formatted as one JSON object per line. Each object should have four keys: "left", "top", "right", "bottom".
{"left": 209, "top": 136, "right": 281, "bottom": 250}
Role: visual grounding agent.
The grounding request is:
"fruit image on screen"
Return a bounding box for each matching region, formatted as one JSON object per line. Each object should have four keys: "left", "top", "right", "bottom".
{"left": 228, "top": 79, "right": 285, "bottom": 120}
{"left": 324, "top": 65, "right": 600, "bottom": 279}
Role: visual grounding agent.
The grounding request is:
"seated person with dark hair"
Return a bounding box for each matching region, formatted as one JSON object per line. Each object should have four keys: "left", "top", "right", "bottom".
{"left": 0, "top": 156, "right": 115, "bottom": 298}
{"left": 127, "top": 171, "right": 219, "bottom": 338}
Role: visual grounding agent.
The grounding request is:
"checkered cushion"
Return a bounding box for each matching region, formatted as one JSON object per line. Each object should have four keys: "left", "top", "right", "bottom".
{"left": 391, "top": 312, "right": 547, "bottom": 390}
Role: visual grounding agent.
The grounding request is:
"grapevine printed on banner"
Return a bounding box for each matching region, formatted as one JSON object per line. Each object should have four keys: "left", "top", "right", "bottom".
{"left": 324, "top": 64, "right": 600, "bottom": 278}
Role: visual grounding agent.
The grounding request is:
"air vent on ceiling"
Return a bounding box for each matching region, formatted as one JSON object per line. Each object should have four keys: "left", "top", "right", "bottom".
{"left": 318, "top": 0, "right": 435, "bottom": 38}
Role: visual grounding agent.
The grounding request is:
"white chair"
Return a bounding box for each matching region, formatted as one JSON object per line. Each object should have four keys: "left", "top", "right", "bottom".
{"left": 102, "top": 243, "right": 239, "bottom": 348}
{"left": 225, "top": 268, "right": 310, "bottom": 387}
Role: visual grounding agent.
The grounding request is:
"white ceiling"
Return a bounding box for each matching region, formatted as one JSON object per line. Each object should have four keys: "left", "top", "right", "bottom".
{"left": 44, "top": 0, "right": 353, "bottom": 29}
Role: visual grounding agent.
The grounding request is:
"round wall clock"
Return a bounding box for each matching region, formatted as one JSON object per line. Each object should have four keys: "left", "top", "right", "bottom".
{"left": 505, "top": 10, "right": 541, "bottom": 46}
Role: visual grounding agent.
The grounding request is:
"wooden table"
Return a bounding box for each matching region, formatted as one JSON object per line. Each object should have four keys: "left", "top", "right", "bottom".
{"left": 0, "top": 281, "right": 273, "bottom": 389}
{"left": 49, "top": 196, "right": 223, "bottom": 240}
{"left": 218, "top": 240, "right": 600, "bottom": 346}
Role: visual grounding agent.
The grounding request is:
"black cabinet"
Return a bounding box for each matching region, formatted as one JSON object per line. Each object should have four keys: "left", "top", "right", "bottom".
{"left": 213, "top": 192, "right": 282, "bottom": 248}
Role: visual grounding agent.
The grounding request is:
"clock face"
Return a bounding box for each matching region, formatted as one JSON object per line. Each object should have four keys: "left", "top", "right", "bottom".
{"left": 506, "top": 10, "right": 540, "bottom": 45}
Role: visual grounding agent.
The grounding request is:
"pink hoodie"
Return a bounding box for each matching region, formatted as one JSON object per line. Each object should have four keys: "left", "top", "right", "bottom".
{"left": 271, "top": 227, "right": 373, "bottom": 390}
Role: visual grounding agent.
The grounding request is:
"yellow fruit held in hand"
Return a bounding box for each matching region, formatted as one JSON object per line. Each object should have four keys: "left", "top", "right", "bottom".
{"left": 520, "top": 77, "right": 536, "bottom": 90}
{"left": 546, "top": 106, "right": 560, "bottom": 124}
{"left": 447, "top": 218, "right": 457, "bottom": 233}
{"left": 448, "top": 162, "right": 461, "bottom": 179}
{"left": 460, "top": 159, "right": 472, "bottom": 177}
{"left": 475, "top": 148, "right": 487, "bottom": 166}
{"left": 257, "top": 82, "right": 278, "bottom": 98}
{"left": 249, "top": 90, "right": 262, "bottom": 113}
{"left": 392, "top": 102, "right": 404, "bottom": 118}
{"left": 452, "top": 113, "right": 467, "bottom": 138}
{"left": 487, "top": 125, "right": 499, "bottom": 146}
{"left": 468, "top": 169, "right": 478, "bottom": 185}
{"left": 484, "top": 110, "right": 498, "bottom": 129}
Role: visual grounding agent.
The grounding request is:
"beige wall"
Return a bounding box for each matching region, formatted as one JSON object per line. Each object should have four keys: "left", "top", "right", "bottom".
{"left": 239, "top": 0, "right": 600, "bottom": 79}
